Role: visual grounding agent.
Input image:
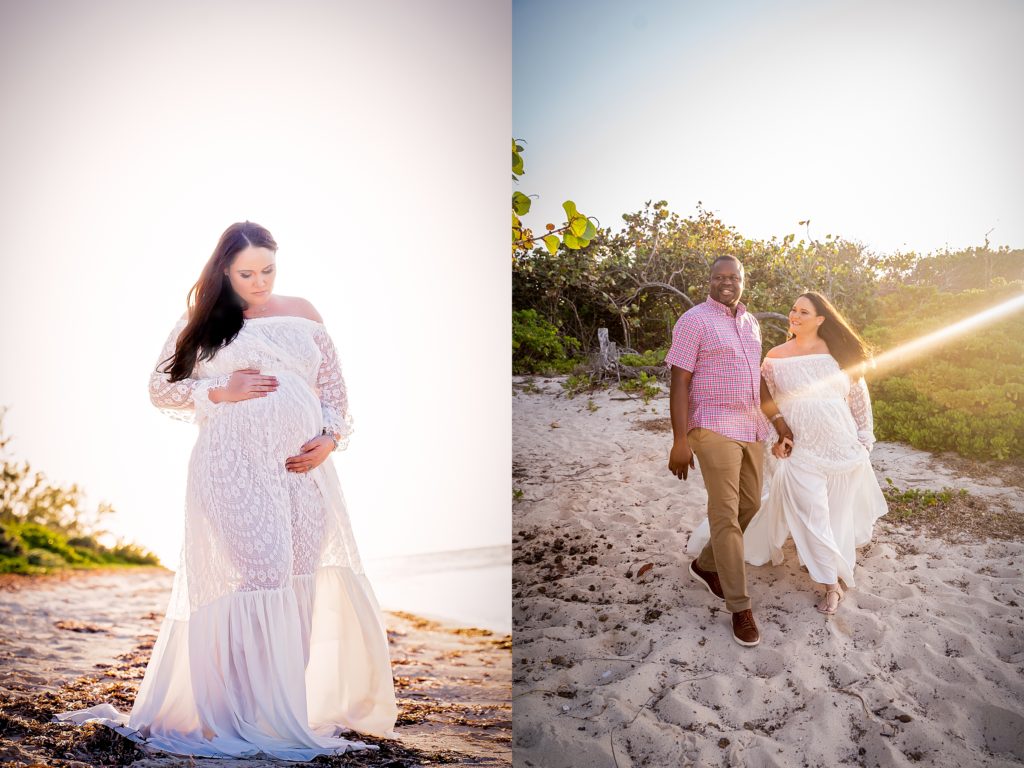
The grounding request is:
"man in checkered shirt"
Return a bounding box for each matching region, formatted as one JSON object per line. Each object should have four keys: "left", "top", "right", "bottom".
{"left": 666, "top": 255, "right": 792, "bottom": 647}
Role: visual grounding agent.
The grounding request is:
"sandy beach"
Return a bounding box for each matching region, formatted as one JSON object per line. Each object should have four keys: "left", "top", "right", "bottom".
{"left": 512, "top": 376, "right": 1024, "bottom": 768}
{"left": 0, "top": 568, "right": 510, "bottom": 766}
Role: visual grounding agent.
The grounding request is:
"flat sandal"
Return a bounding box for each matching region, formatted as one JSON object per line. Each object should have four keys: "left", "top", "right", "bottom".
{"left": 816, "top": 587, "right": 843, "bottom": 615}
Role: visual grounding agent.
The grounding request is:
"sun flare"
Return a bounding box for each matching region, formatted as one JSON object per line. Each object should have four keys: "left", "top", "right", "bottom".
{"left": 869, "top": 292, "right": 1024, "bottom": 379}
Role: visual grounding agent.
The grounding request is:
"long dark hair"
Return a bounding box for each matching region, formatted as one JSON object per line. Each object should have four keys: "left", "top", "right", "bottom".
{"left": 161, "top": 221, "right": 278, "bottom": 382}
{"left": 796, "top": 291, "right": 873, "bottom": 378}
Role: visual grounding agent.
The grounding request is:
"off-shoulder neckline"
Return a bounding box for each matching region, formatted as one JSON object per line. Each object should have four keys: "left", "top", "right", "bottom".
{"left": 242, "top": 315, "right": 324, "bottom": 326}
{"left": 763, "top": 353, "right": 833, "bottom": 362}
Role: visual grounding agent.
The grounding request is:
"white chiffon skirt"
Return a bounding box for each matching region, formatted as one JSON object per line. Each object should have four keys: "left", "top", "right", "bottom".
{"left": 687, "top": 449, "right": 888, "bottom": 588}
{"left": 55, "top": 565, "right": 396, "bottom": 760}
{"left": 52, "top": 565, "right": 395, "bottom": 765}
{"left": 53, "top": 455, "right": 398, "bottom": 760}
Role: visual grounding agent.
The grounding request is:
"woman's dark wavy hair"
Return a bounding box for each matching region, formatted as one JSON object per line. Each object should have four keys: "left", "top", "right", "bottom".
{"left": 160, "top": 221, "right": 278, "bottom": 382}
{"left": 794, "top": 291, "right": 873, "bottom": 378}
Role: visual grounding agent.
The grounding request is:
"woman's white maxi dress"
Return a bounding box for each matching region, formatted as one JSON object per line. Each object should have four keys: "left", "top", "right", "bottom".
{"left": 56, "top": 314, "right": 398, "bottom": 760}
{"left": 687, "top": 354, "right": 888, "bottom": 588}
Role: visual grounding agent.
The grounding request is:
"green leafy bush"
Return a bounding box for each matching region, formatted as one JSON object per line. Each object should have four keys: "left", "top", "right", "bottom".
{"left": 1, "top": 407, "right": 162, "bottom": 573}
{"left": 512, "top": 202, "right": 1024, "bottom": 460}
{"left": 16, "top": 522, "right": 88, "bottom": 564}
{"left": 561, "top": 373, "right": 605, "bottom": 399}
{"left": 619, "top": 348, "right": 667, "bottom": 367}
{"left": 865, "top": 283, "right": 1024, "bottom": 460}
{"left": 620, "top": 372, "right": 662, "bottom": 403}
{"left": 110, "top": 542, "right": 161, "bottom": 566}
{"left": 0, "top": 524, "right": 25, "bottom": 558}
{"left": 513, "top": 309, "right": 582, "bottom": 374}
{"left": 0, "top": 556, "right": 36, "bottom": 574}
{"left": 0, "top": 520, "right": 160, "bottom": 573}
{"left": 26, "top": 548, "right": 67, "bottom": 568}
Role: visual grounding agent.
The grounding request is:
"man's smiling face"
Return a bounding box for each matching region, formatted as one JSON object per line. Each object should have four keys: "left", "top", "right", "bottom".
{"left": 708, "top": 258, "right": 744, "bottom": 308}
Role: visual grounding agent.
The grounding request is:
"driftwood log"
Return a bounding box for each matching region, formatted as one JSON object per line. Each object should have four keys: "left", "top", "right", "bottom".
{"left": 590, "top": 328, "right": 668, "bottom": 382}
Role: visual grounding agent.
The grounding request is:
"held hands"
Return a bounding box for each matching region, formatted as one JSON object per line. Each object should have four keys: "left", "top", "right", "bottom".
{"left": 668, "top": 441, "right": 696, "bottom": 480}
{"left": 285, "top": 435, "right": 334, "bottom": 474}
{"left": 772, "top": 436, "right": 794, "bottom": 459}
{"left": 772, "top": 417, "right": 794, "bottom": 459}
{"left": 213, "top": 369, "right": 279, "bottom": 403}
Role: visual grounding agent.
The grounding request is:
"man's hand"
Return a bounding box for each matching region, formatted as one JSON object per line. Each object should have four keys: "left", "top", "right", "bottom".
{"left": 772, "top": 436, "right": 793, "bottom": 459}
{"left": 774, "top": 418, "right": 794, "bottom": 456}
{"left": 668, "top": 441, "right": 696, "bottom": 480}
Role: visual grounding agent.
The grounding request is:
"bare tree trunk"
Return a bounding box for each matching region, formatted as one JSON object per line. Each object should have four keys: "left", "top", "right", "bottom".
{"left": 597, "top": 328, "right": 620, "bottom": 371}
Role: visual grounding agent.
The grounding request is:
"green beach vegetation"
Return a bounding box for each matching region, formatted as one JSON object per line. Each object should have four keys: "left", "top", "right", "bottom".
{"left": 0, "top": 409, "right": 160, "bottom": 574}
{"left": 513, "top": 200, "right": 1024, "bottom": 461}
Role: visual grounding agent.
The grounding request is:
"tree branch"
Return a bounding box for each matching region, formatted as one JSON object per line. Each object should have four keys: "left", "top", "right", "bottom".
{"left": 633, "top": 281, "right": 695, "bottom": 308}
{"left": 753, "top": 311, "right": 789, "bottom": 323}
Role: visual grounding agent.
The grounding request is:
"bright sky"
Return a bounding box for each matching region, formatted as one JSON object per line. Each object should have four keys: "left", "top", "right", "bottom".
{"left": 0, "top": 1, "right": 510, "bottom": 571}
{"left": 513, "top": 0, "right": 1024, "bottom": 254}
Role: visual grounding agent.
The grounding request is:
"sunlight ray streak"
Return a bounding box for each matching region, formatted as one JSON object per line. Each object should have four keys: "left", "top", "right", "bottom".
{"left": 869, "top": 292, "right": 1024, "bottom": 378}
{"left": 752, "top": 292, "right": 1024, "bottom": 426}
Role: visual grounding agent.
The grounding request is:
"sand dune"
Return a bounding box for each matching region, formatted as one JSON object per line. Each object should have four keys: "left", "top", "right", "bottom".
{"left": 512, "top": 377, "right": 1024, "bottom": 768}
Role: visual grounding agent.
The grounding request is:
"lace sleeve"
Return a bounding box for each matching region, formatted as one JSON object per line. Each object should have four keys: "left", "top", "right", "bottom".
{"left": 148, "top": 316, "right": 230, "bottom": 424}
{"left": 761, "top": 358, "right": 777, "bottom": 398}
{"left": 847, "top": 375, "right": 876, "bottom": 452}
{"left": 313, "top": 324, "right": 354, "bottom": 452}
{"left": 760, "top": 358, "right": 780, "bottom": 443}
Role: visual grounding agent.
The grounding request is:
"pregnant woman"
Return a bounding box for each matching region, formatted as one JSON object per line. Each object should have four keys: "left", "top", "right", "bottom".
{"left": 57, "top": 221, "right": 397, "bottom": 759}
{"left": 751, "top": 291, "right": 888, "bottom": 614}
{"left": 687, "top": 291, "right": 887, "bottom": 616}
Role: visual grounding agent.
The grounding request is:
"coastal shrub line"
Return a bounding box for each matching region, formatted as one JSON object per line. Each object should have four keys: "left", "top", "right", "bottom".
{"left": 512, "top": 204, "right": 1024, "bottom": 460}
{"left": 0, "top": 521, "right": 159, "bottom": 574}
{"left": 0, "top": 409, "right": 160, "bottom": 575}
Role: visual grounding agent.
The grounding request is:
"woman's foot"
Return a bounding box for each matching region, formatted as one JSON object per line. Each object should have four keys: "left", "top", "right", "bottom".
{"left": 816, "top": 586, "right": 843, "bottom": 615}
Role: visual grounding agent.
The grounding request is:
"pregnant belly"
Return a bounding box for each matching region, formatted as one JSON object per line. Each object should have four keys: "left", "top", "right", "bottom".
{"left": 204, "top": 372, "right": 322, "bottom": 458}
{"left": 784, "top": 398, "right": 863, "bottom": 467}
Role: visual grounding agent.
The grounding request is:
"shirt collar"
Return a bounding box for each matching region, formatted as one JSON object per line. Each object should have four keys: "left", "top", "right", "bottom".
{"left": 705, "top": 295, "right": 747, "bottom": 317}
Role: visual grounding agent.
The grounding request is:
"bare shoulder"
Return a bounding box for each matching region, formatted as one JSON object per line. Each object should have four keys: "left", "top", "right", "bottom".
{"left": 765, "top": 342, "right": 792, "bottom": 359}
{"left": 275, "top": 295, "right": 324, "bottom": 323}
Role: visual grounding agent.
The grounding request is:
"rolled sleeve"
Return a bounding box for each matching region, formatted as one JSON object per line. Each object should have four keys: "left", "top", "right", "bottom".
{"left": 665, "top": 312, "right": 703, "bottom": 372}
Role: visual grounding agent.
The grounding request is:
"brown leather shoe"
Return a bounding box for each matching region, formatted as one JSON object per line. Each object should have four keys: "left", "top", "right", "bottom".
{"left": 732, "top": 609, "right": 761, "bottom": 647}
{"left": 689, "top": 560, "right": 725, "bottom": 602}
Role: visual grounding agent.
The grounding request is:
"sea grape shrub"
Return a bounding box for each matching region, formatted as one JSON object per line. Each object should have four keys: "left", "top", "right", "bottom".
{"left": 865, "top": 283, "right": 1024, "bottom": 460}
{"left": 513, "top": 309, "right": 582, "bottom": 375}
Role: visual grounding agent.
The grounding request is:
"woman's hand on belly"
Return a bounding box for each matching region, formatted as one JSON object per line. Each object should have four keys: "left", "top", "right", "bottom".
{"left": 285, "top": 435, "right": 334, "bottom": 474}
{"left": 210, "top": 369, "right": 279, "bottom": 403}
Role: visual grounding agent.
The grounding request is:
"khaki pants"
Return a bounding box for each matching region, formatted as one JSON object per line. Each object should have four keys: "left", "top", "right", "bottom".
{"left": 690, "top": 428, "right": 764, "bottom": 613}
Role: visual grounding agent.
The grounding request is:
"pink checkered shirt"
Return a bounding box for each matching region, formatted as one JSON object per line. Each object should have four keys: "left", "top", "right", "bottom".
{"left": 665, "top": 296, "right": 770, "bottom": 442}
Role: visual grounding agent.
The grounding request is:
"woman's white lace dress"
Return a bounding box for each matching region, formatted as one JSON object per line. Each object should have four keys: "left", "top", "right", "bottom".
{"left": 687, "top": 354, "right": 888, "bottom": 587}
{"left": 56, "top": 314, "right": 398, "bottom": 760}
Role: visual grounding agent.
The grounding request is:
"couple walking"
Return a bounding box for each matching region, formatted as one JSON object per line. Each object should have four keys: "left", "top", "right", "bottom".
{"left": 667, "top": 255, "right": 887, "bottom": 647}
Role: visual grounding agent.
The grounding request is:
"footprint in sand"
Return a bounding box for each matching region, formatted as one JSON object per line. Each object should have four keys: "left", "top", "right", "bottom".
{"left": 849, "top": 592, "right": 892, "bottom": 612}
{"left": 874, "top": 583, "right": 918, "bottom": 600}
{"left": 743, "top": 647, "right": 786, "bottom": 679}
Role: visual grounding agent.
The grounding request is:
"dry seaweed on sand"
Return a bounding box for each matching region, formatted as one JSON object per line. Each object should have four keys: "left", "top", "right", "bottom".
{"left": 631, "top": 418, "right": 672, "bottom": 433}
{"left": 926, "top": 451, "right": 1024, "bottom": 493}
{"left": 0, "top": 683, "right": 479, "bottom": 768}
{"left": 882, "top": 481, "right": 1024, "bottom": 543}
